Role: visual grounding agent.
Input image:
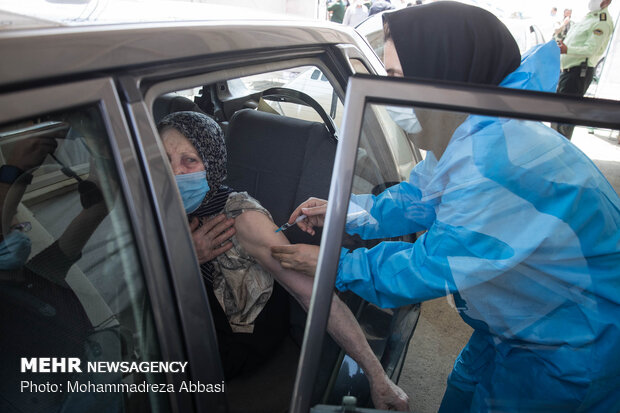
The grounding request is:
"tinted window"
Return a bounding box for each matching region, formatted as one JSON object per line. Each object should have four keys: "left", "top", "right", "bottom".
{"left": 0, "top": 105, "right": 169, "bottom": 413}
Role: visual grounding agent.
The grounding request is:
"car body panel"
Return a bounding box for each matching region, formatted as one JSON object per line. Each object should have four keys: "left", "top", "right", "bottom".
{"left": 0, "top": 22, "right": 361, "bottom": 88}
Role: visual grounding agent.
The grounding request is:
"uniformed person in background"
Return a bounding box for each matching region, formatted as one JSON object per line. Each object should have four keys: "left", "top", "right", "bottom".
{"left": 327, "top": 0, "right": 346, "bottom": 23}
{"left": 553, "top": 0, "right": 614, "bottom": 139}
{"left": 552, "top": 8, "right": 573, "bottom": 42}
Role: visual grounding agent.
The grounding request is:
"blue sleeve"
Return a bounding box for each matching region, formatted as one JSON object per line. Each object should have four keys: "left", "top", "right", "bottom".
{"left": 346, "top": 181, "right": 436, "bottom": 240}
{"left": 336, "top": 219, "right": 518, "bottom": 309}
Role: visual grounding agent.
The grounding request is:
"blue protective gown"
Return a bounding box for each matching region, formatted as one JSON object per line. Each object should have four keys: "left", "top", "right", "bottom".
{"left": 336, "top": 41, "right": 620, "bottom": 412}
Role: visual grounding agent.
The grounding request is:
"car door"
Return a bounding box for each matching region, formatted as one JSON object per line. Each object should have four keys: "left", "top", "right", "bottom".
{"left": 117, "top": 36, "right": 423, "bottom": 410}
{"left": 0, "top": 77, "right": 224, "bottom": 413}
{"left": 294, "top": 74, "right": 620, "bottom": 413}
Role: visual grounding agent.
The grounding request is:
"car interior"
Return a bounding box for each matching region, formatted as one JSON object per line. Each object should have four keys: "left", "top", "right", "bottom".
{"left": 149, "top": 64, "right": 421, "bottom": 412}
{"left": 0, "top": 62, "right": 419, "bottom": 413}
{"left": 0, "top": 107, "right": 166, "bottom": 412}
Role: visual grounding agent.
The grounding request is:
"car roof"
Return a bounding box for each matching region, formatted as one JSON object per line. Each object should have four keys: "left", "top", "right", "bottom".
{"left": 0, "top": 19, "right": 360, "bottom": 88}
{"left": 0, "top": 0, "right": 292, "bottom": 28}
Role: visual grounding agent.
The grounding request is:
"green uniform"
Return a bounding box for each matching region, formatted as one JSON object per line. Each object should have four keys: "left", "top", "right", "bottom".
{"left": 554, "top": 7, "right": 614, "bottom": 140}
{"left": 328, "top": 0, "right": 346, "bottom": 24}
{"left": 561, "top": 7, "right": 614, "bottom": 70}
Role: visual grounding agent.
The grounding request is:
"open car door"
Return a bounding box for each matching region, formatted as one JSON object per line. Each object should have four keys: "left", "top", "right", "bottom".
{"left": 292, "top": 73, "right": 620, "bottom": 413}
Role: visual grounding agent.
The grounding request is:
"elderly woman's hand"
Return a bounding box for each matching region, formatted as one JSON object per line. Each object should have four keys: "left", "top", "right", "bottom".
{"left": 190, "top": 214, "right": 235, "bottom": 264}
{"left": 271, "top": 244, "right": 319, "bottom": 276}
{"left": 369, "top": 373, "right": 410, "bottom": 411}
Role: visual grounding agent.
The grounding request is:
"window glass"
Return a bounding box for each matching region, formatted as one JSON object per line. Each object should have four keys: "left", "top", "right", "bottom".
{"left": 234, "top": 66, "right": 344, "bottom": 127}
{"left": 0, "top": 105, "right": 169, "bottom": 412}
{"left": 335, "top": 101, "right": 620, "bottom": 412}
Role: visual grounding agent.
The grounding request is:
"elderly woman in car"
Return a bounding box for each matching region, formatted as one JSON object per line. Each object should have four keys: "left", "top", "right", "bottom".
{"left": 157, "top": 111, "right": 409, "bottom": 411}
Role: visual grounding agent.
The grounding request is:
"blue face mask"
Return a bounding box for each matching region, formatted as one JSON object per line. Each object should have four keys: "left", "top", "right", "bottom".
{"left": 175, "top": 171, "right": 210, "bottom": 214}
{"left": 0, "top": 230, "right": 32, "bottom": 270}
{"left": 385, "top": 105, "right": 422, "bottom": 134}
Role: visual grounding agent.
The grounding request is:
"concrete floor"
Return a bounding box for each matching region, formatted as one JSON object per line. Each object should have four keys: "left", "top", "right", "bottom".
{"left": 398, "top": 126, "right": 620, "bottom": 413}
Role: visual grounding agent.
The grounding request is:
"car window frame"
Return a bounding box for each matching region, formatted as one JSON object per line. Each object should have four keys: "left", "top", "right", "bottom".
{"left": 291, "top": 74, "right": 620, "bottom": 413}
{"left": 136, "top": 51, "right": 348, "bottom": 119}
{"left": 0, "top": 77, "right": 201, "bottom": 412}
{"left": 122, "top": 46, "right": 364, "bottom": 411}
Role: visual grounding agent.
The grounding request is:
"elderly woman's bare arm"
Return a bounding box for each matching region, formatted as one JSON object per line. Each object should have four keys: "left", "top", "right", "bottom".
{"left": 233, "top": 210, "right": 409, "bottom": 411}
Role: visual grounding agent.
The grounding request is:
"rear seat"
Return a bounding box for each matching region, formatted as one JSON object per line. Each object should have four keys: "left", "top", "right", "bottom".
{"left": 225, "top": 108, "right": 337, "bottom": 245}
{"left": 224, "top": 109, "right": 341, "bottom": 409}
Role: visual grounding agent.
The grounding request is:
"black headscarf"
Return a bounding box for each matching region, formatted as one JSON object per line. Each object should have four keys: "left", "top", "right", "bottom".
{"left": 383, "top": 1, "right": 521, "bottom": 85}
{"left": 157, "top": 111, "right": 234, "bottom": 217}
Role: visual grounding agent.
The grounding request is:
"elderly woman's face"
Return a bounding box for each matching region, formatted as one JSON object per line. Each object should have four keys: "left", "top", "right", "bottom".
{"left": 162, "top": 128, "right": 205, "bottom": 175}
{"left": 384, "top": 40, "right": 404, "bottom": 78}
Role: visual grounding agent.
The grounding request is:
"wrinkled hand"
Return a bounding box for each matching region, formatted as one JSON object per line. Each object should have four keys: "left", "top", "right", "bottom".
{"left": 289, "top": 197, "right": 327, "bottom": 236}
{"left": 190, "top": 214, "right": 235, "bottom": 264}
{"left": 8, "top": 136, "right": 58, "bottom": 171}
{"left": 370, "top": 374, "right": 410, "bottom": 411}
{"left": 271, "top": 244, "right": 319, "bottom": 276}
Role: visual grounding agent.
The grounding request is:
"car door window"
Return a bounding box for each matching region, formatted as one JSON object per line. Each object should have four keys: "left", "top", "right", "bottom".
{"left": 0, "top": 104, "right": 170, "bottom": 413}
{"left": 229, "top": 66, "right": 345, "bottom": 128}
{"left": 295, "top": 74, "right": 620, "bottom": 413}
{"left": 145, "top": 48, "right": 426, "bottom": 410}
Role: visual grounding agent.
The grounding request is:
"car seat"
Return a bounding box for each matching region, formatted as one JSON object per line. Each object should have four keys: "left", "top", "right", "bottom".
{"left": 224, "top": 108, "right": 342, "bottom": 410}
{"left": 225, "top": 108, "right": 337, "bottom": 245}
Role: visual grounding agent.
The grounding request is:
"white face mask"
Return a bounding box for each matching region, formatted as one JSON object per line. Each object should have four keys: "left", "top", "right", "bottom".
{"left": 385, "top": 105, "right": 422, "bottom": 134}
{"left": 588, "top": 0, "right": 602, "bottom": 12}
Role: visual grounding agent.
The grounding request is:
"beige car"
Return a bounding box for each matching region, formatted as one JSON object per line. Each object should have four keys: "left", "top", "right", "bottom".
{"left": 1, "top": 2, "right": 618, "bottom": 413}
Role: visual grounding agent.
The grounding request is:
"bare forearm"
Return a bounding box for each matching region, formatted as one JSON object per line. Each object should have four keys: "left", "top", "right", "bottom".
{"left": 236, "top": 210, "right": 386, "bottom": 380}
{"left": 325, "top": 294, "right": 385, "bottom": 382}
{"left": 235, "top": 210, "right": 408, "bottom": 410}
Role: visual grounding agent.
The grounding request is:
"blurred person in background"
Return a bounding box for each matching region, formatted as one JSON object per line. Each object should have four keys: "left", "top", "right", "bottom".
{"left": 343, "top": 0, "right": 369, "bottom": 26}
{"left": 327, "top": 0, "right": 346, "bottom": 23}
{"left": 553, "top": 8, "right": 573, "bottom": 42}
{"left": 369, "top": 0, "right": 394, "bottom": 16}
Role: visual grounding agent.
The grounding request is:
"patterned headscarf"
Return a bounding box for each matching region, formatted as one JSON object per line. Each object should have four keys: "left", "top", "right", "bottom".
{"left": 158, "top": 111, "right": 235, "bottom": 283}
{"left": 158, "top": 111, "right": 232, "bottom": 213}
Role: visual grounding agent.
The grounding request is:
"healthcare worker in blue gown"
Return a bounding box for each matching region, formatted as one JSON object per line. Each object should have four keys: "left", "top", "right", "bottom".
{"left": 271, "top": 2, "right": 620, "bottom": 412}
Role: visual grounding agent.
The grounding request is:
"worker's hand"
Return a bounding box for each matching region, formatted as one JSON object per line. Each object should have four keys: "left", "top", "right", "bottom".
{"left": 8, "top": 136, "right": 58, "bottom": 172}
{"left": 190, "top": 214, "right": 235, "bottom": 264}
{"left": 289, "top": 197, "right": 327, "bottom": 236}
{"left": 557, "top": 41, "right": 567, "bottom": 54}
{"left": 271, "top": 244, "right": 319, "bottom": 276}
{"left": 370, "top": 373, "right": 410, "bottom": 411}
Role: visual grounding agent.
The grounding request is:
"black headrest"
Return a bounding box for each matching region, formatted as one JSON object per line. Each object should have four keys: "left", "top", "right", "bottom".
{"left": 225, "top": 109, "right": 336, "bottom": 245}
{"left": 153, "top": 94, "right": 206, "bottom": 124}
